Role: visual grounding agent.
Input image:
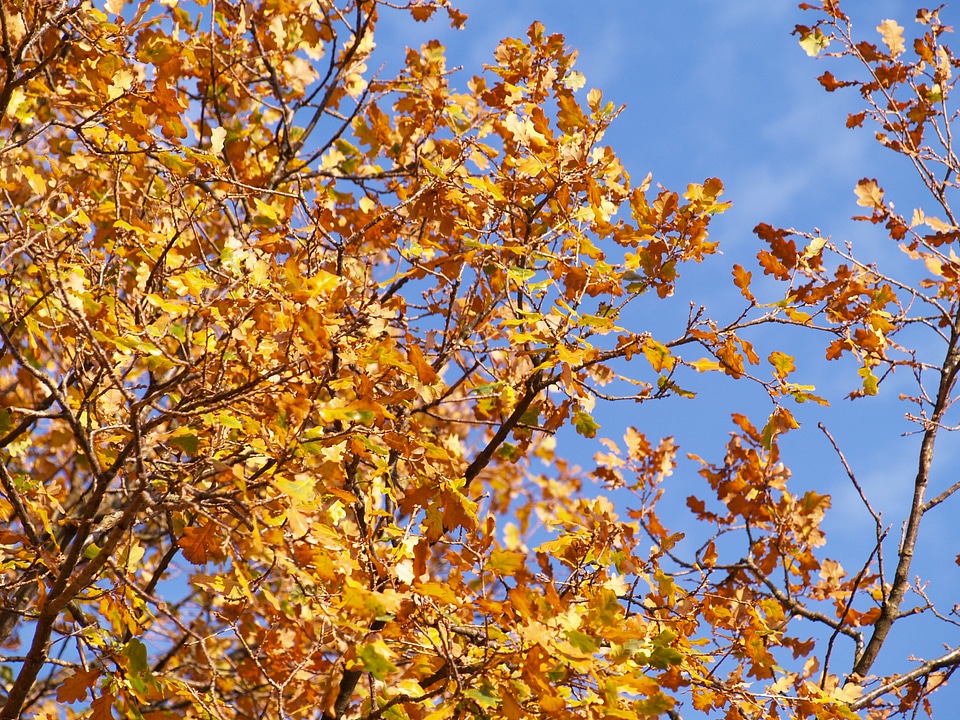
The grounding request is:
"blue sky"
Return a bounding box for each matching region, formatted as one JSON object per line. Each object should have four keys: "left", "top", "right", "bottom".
{"left": 10, "top": 2, "right": 956, "bottom": 717}
{"left": 382, "top": 1, "right": 960, "bottom": 713}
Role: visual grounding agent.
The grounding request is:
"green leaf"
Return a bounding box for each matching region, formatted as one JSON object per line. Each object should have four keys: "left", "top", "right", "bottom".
{"left": 276, "top": 475, "right": 316, "bottom": 503}
{"left": 609, "top": 638, "right": 643, "bottom": 663}
{"left": 648, "top": 631, "right": 683, "bottom": 669}
{"left": 635, "top": 692, "right": 675, "bottom": 715}
{"left": 358, "top": 642, "right": 398, "bottom": 680}
{"left": 573, "top": 408, "right": 600, "bottom": 438}
{"left": 83, "top": 543, "right": 101, "bottom": 560}
{"left": 168, "top": 430, "right": 199, "bottom": 455}
{"left": 158, "top": 151, "right": 195, "bottom": 173}
{"left": 218, "top": 411, "right": 243, "bottom": 429}
{"left": 508, "top": 265, "right": 536, "bottom": 282}
{"left": 464, "top": 686, "right": 500, "bottom": 708}
{"left": 566, "top": 629, "right": 599, "bottom": 653}
{"left": 124, "top": 638, "right": 150, "bottom": 676}
{"left": 579, "top": 314, "right": 620, "bottom": 331}
{"left": 496, "top": 442, "right": 521, "bottom": 461}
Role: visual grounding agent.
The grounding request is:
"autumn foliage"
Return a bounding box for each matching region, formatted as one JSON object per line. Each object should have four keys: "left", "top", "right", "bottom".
{"left": 0, "top": 0, "right": 958, "bottom": 718}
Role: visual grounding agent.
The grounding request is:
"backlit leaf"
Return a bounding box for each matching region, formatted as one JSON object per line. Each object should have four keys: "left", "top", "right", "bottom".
{"left": 877, "top": 19, "right": 905, "bottom": 58}
{"left": 573, "top": 408, "right": 600, "bottom": 438}
{"left": 487, "top": 549, "right": 526, "bottom": 576}
{"left": 799, "top": 27, "right": 831, "bottom": 56}
{"left": 359, "top": 641, "right": 398, "bottom": 680}
{"left": 854, "top": 178, "right": 884, "bottom": 209}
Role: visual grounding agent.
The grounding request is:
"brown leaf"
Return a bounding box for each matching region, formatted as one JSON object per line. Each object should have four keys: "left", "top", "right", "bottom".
{"left": 90, "top": 692, "right": 115, "bottom": 720}
{"left": 177, "top": 523, "right": 221, "bottom": 565}
{"left": 56, "top": 667, "right": 101, "bottom": 704}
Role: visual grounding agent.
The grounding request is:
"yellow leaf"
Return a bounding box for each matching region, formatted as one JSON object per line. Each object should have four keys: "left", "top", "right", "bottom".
{"left": 556, "top": 344, "right": 585, "bottom": 366}
{"left": 108, "top": 68, "right": 134, "bottom": 99}
{"left": 423, "top": 704, "right": 455, "bottom": 720}
{"left": 563, "top": 70, "right": 586, "bottom": 91}
{"left": 688, "top": 358, "right": 720, "bottom": 372}
{"left": 784, "top": 307, "right": 812, "bottom": 323}
{"left": 486, "top": 549, "right": 526, "bottom": 576}
{"left": 877, "top": 19, "right": 905, "bottom": 58}
{"left": 21, "top": 166, "right": 48, "bottom": 195}
{"left": 587, "top": 87, "right": 603, "bottom": 110}
{"left": 8, "top": 87, "right": 28, "bottom": 121}
{"left": 539, "top": 694, "right": 565, "bottom": 712}
{"left": 643, "top": 338, "right": 675, "bottom": 372}
{"left": 768, "top": 351, "right": 796, "bottom": 379}
{"left": 925, "top": 215, "right": 955, "bottom": 233}
{"left": 276, "top": 475, "right": 316, "bottom": 503}
{"left": 414, "top": 581, "right": 458, "bottom": 604}
{"left": 121, "top": 540, "right": 145, "bottom": 574}
{"left": 253, "top": 197, "right": 283, "bottom": 224}
{"left": 854, "top": 178, "right": 884, "bottom": 210}
{"left": 924, "top": 255, "right": 943, "bottom": 277}
{"left": 802, "top": 235, "right": 828, "bottom": 260}
{"left": 799, "top": 28, "right": 830, "bottom": 57}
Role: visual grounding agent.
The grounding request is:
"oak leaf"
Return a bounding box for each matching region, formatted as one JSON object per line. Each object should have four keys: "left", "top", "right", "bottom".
{"left": 877, "top": 20, "right": 905, "bottom": 58}
{"left": 177, "top": 523, "right": 221, "bottom": 565}
{"left": 56, "top": 667, "right": 101, "bottom": 704}
{"left": 89, "top": 692, "right": 116, "bottom": 720}
{"left": 854, "top": 178, "right": 884, "bottom": 209}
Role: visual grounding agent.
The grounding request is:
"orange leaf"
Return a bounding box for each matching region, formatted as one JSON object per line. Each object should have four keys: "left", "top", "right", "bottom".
{"left": 178, "top": 522, "right": 221, "bottom": 565}
{"left": 90, "top": 692, "right": 115, "bottom": 720}
{"left": 732, "top": 264, "right": 755, "bottom": 301}
{"left": 539, "top": 695, "right": 565, "bottom": 712}
{"left": 826, "top": 338, "right": 849, "bottom": 360}
{"left": 410, "top": 5, "right": 435, "bottom": 21}
{"left": 407, "top": 343, "right": 438, "bottom": 384}
{"left": 846, "top": 111, "right": 867, "bottom": 128}
{"left": 57, "top": 667, "right": 101, "bottom": 703}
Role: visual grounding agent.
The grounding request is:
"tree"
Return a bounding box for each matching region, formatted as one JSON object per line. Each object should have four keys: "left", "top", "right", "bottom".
{"left": 0, "top": 0, "right": 954, "bottom": 718}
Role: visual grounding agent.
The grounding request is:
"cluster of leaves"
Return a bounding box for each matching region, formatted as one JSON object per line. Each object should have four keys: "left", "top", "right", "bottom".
{"left": 731, "top": 2, "right": 960, "bottom": 717}
{"left": 0, "top": 0, "right": 958, "bottom": 719}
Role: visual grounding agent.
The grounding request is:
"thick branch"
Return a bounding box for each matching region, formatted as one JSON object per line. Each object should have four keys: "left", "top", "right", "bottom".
{"left": 850, "top": 645, "right": 960, "bottom": 711}
{"left": 853, "top": 336, "right": 960, "bottom": 678}
{"left": 462, "top": 371, "right": 550, "bottom": 490}
{"left": 0, "top": 492, "right": 144, "bottom": 719}
{"left": 321, "top": 618, "right": 386, "bottom": 720}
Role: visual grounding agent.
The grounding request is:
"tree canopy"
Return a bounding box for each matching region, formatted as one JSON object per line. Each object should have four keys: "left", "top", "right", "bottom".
{"left": 0, "top": 0, "right": 958, "bottom": 718}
